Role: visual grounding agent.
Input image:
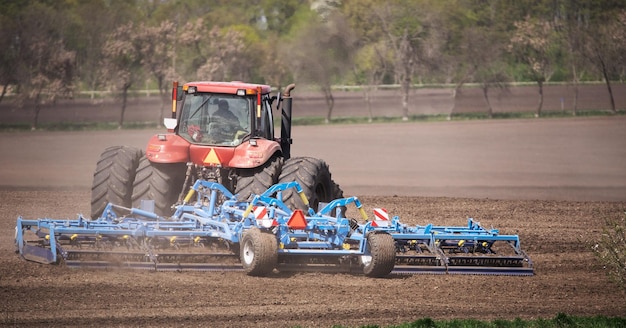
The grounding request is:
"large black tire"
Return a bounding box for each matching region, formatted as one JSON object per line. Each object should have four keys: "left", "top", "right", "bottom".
{"left": 240, "top": 228, "right": 277, "bottom": 276}
{"left": 131, "top": 156, "right": 187, "bottom": 216}
{"left": 277, "top": 157, "right": 343, "bottom": 212}
{"left": 91, "top": 146, "right": 143, "bottom": 219}
{"left": 234, "top": 156, "right": 283, "bottom": 202}
{"left": 362, "top": 232, "right": 396, "bottom": 278}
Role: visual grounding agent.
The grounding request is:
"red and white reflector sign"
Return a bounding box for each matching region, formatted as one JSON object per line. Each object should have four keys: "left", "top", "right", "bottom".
{"left": 254, "top": 206, "right": 268, "bottom": 219}
{"left": 372, "top": 208, "right": 390, "bottom": 227}
{"left": 254, "top": 206, "right": 276, "bottom": 228}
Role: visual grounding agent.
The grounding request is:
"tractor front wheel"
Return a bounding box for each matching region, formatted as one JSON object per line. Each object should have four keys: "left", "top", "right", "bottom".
{"left": 240, "top": 228, "right": 277, "bottom": 276}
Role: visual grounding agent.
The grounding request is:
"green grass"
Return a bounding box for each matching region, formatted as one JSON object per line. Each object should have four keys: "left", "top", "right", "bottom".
{"left": 328, "top": 313, "right": 626, "bottom": 328}
{"left": 1, "top": 109, "right": 623, "bottom": 132}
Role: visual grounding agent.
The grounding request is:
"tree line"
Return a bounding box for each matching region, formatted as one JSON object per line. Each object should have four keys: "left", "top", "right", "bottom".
{"left": 0, "top": 0, "right": 624, "bottom": 127}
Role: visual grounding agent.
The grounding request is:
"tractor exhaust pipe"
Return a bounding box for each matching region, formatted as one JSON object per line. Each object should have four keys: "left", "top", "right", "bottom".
{"left": 280, "top": 84, "right": 296, "bottom": 160}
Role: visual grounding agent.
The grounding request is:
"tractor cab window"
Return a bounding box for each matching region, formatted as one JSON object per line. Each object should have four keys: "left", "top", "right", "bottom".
{"left": 179, "top": 93, "right": 250, "bottom": 146}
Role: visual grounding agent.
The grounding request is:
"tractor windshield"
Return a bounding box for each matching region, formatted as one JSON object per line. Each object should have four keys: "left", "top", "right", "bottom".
{"left": 179, "top": 93, "right": 251, "bottom": 146}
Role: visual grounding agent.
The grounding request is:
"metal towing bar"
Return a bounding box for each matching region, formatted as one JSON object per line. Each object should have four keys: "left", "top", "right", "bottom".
{"left": 15, "top": 181, "right": 533, "bottom": 276}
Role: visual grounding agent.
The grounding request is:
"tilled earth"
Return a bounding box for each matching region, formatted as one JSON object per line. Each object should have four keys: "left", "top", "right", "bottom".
{"left": 1, "top": 190, "right": 624, "bottom": 327}
{"left": 1, "top": 89, "right": 625, "bottom": 327}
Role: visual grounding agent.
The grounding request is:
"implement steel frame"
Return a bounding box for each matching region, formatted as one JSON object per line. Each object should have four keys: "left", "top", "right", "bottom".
{"left": 15, "top": 181, "right": 533, "bottom": 275}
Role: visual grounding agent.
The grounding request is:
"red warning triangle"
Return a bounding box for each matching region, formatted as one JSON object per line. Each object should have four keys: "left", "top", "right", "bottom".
{"left": 287, "top": 209, "right": 307, "bottom": 229}
{"left": 203, "top": 148, "right": 221, "bottom": 165}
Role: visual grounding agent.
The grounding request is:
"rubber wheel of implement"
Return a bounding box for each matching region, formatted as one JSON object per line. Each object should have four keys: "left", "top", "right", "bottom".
{"left": 362, "top": 232, "right": 396, "bottom": 278}
{"left": 91, "top": 146, "right": 143, "bottom": 219}
{"left": 235, "top": 156, "right": 283, "bottom": 202}
{"left": 240, "top": 228, "right": 277, "bottom": 276}
{"left": 277, "top": 157, "right": 343, "bottom": 212}
{"left": 131, "top": 156, "right": 186, "bottom": 216}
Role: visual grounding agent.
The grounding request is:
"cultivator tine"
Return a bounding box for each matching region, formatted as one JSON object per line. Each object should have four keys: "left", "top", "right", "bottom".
{"left": 64, "top": 252, "right": 243, "bottom": 271}
{"left": 276, "top": 262, "right": 365, "bottom": 274}
{"left": 392, "top": 254, "right": 533, "bottom": 276}
{"left": 444, "top": 266, "right": 534, "bottom": 276}
{"left": 392, "top": 265, "right": 448, "bottom": 275}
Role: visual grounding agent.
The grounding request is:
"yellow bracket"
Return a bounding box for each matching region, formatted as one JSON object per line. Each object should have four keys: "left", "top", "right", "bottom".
{"left": 242, "top": 204, "right": 254, "bottom": 218}
{"left": 183, "top": 188, "right": 196, "bottom": 203}
{"left": 358, "top": 207, "right": 369, "bottom": 222}
{"left": 298, "top": 191, "right": 309, "bottom": 206}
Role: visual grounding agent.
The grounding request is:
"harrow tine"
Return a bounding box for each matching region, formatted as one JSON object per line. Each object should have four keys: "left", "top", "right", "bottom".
{"left": 63, "top": 251, "right": 243, "bottom": 271}
{"left": 444, "top": 266, "right": 534, "bottom": 276}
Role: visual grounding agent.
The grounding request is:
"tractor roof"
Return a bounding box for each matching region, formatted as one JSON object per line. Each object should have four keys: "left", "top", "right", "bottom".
{"left": 183, "top": 81, "right": 272, "bottom": 95}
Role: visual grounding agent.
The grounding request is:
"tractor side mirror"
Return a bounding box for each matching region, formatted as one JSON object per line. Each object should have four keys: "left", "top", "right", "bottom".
{"left": 164, "top": 118, "right": 177, "bottom": 130}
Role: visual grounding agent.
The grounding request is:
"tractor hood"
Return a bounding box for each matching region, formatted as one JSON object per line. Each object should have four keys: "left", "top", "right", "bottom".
{"left": 145, "top": 133, "right": 281, "bottom": 169}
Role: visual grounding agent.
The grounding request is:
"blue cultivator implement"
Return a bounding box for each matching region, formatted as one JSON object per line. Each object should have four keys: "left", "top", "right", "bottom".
{"left": 15, "top": 181, "right": 533, "bottom": 277}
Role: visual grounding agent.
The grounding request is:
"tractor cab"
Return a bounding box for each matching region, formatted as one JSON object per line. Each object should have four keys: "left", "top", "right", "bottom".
{"left": 175, "top": 82, "right": 275, "bottom": 146}
{"left": 148, "top": 81, "right": 289, "bottom": 172}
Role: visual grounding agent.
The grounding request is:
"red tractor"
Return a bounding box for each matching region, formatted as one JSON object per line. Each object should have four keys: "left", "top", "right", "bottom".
{"left": 91, "top": 81, "right": 343, "bottom": 218}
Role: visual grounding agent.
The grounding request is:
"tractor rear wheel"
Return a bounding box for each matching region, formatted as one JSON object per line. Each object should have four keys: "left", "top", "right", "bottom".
{"left": 240, "top": 228, "right": 277, "bottom": 276}
{"left": 131, "top": 156, "right": 186, "bottom": 216}
{"left": 91, "top": 146, "right": 143, "bottom": 219}
{"left": 235, "top": 156, "right": 283, "bottom": 201}
{"left": 277, "top": 157, "right": 343, "bottom": 212}
{"left": 362, "top": 232, "right": 396, "bottom": 278}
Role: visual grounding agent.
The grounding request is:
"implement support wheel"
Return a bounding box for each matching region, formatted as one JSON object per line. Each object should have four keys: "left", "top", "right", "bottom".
{"left": 362, "top": 232, "right": 396, "bottom": 278}
{"left": 240, "top": 228, "right": 277, "bottom": 276}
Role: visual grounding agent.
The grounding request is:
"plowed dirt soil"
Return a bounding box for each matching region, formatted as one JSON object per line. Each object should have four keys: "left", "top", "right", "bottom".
{"left": 2, "top": 191, "right": 625, "bottom": 327}
{"left": 1, "top": 88, "right": 625, "bottom": 327}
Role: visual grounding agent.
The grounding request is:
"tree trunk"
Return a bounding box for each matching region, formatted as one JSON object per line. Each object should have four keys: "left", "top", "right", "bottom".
{"left": 32, "top": 91, "right": 42, "bottom": 130}
{"left": 482, "top": 85, "right": 493, "bottom": 119}
{"left": 364, "top": 86, "right": 373, "bottom": 123}
{"left": 573, "top": 83, "right": 579, "bottom": 116}
{"left": 0, "top": 81, "right": 9, "bottom": 104}
{"left": 322, "top": 85, "right": 334, "bottom": 124}
{"left": 401, "top": 77, "right": 410, "bottom": 121}
{"left": 119, "top": 84, "right": 130, "bottom": 129}
{"left": 594, "top": 51, "right": 617, "bottom": 113}
{"left": 572, "top": 64, "right": 579, "bottom": 116}
{"left": 536, "top": 80, "right": 544, "bottom": 117}
{"left": 604, "top": 78, "right": 616, "bottom": 113}
{"left": 448, "top": 88, "right": 457, "bottom": 120}
{"left": 600, "top": 62, "right": 616, "bottom": 113}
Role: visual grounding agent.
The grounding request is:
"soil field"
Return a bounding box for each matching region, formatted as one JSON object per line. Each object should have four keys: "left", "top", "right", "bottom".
{"left": 1, "top": 191, "right": 625, "bottom": 327}
{"left": 1, "top": 86, "right": 625, "bottom": 327}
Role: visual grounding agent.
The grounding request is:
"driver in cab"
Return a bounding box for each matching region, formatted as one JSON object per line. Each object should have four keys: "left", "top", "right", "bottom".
{"left": 206, "top": 99, "right": 245, "bottom": 144}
